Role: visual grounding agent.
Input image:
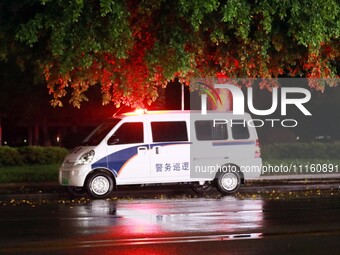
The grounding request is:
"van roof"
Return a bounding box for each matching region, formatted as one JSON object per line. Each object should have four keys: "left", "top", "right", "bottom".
{"left": 121, "top": 110, "right": 192, "bottom": 117}
{"left": 117, "top": 110, "right": 248, "bottom": 118}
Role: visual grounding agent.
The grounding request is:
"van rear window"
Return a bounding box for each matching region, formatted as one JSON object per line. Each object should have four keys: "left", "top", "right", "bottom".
{"left": 151, "top": 121, "right": 188, "bottom": 142}
{"left": 195, "top": 120, "right": 228, "bottom": 141}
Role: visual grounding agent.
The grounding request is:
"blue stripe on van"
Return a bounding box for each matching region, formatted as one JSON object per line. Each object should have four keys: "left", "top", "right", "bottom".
{"left": 91, "top": 156, "right": 110, "bottom": 172}
{"left": 150, "top": 141, "right": 191, "bottom": 148}
{"left": 212, "top": 140, "right": 255, "bottom": 146}
{"left": 91, "top": 145, "right": 143, "bottom": 176}
{"left": 91, "top": 142, "right": 191, "bottom": 175}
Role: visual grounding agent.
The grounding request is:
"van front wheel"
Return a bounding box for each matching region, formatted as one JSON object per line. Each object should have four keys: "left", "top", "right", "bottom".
{"left": 86, "top": 172, "right": 114, "bottom": 199}
{"left": 216, "top": 172, "right": 241, "bottom": 195}
{"left": 66, "top": 186, "right": 86, "bottom": 197}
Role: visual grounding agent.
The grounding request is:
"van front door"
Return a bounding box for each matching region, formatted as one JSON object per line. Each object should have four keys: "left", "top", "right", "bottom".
{"left": 106, "top": 122, "right": 150, "bottom": 184}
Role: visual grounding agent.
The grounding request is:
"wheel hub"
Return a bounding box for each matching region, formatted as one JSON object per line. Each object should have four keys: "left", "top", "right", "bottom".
{"left": 221, "top": 173, "right": 238, "bottom": 191}
{"left": 91, "top": 176, "right": 110, "bottom": 195}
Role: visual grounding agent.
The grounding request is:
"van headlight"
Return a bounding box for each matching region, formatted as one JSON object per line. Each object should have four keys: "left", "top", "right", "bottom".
{"left": 76, "top": 150, "right": 95, "bottom": 165}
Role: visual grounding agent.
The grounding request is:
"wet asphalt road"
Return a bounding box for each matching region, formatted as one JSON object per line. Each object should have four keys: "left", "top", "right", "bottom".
{"left": 1, "top": 188, "right": 340, "bottom": 254}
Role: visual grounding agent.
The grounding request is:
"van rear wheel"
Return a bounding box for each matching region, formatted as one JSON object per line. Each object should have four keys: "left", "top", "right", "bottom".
{"left": 216, "top": 171, "right": 241, "bottom": 195}
{"left": 86, "top": 172, "right": 114, "bottom": 199}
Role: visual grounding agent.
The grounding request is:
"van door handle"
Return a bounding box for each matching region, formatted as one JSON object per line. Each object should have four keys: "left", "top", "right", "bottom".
{"left": 154, "top": 146, "right": 160, "bottom": 154}
{"left": 137, "top": 146, "right": 148, "bottom": 155}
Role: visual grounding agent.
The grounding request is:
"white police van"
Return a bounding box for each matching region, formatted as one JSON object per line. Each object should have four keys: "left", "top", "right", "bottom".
{"left": 59, "top": 110, "right": 262, "bottom": 198}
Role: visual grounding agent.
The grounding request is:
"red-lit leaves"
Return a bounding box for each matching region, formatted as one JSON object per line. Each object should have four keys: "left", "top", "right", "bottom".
{"left": 38, "top": 1, "right": 339, "bottom": 108}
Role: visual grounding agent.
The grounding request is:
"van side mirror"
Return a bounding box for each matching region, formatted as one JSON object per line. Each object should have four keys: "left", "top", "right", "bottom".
{"left": 108, "top": 135, "right": 119, "bottom": 145}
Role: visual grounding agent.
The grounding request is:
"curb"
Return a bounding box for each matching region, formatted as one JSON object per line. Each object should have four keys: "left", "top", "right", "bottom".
{"left": 2, "top": 174, "right": 340, "bottom": 188}
{"left": 259, "top": 173, "right": 340, "bottom": 181}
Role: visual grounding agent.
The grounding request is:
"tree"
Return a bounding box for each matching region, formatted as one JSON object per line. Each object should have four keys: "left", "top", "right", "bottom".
{"left": 0, "top": 0, "right": 339, "bottom": 108}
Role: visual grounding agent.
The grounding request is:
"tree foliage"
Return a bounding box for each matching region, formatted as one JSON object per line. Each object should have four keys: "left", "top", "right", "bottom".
{"left": 1, "top": 0, "right": 339, "bottom": 108}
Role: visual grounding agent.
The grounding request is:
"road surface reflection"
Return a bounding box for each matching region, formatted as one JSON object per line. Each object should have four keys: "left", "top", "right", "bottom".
{"left": 4, "top": 193, "right": 340, "bottom": 254}
{"left": 64, "top": 197, "right": 264, "bottom": 240}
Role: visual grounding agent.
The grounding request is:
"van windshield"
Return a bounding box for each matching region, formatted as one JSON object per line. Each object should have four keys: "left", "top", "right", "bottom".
{"left": 81, "top": 118, "right": 121, "bottom": 146}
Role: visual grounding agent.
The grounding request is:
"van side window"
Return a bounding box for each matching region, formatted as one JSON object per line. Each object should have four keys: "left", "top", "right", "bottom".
{"left": 195, "top": 120, "right": 228, "bottom": 141}
{"left": 111, "top": 122, "right": 143, "bottom": 144}
{"left": 151, "top": 121, "right": 188, "bottom": 142}
{"left": 232, "top": 121, "right": 250, "bottom": 139}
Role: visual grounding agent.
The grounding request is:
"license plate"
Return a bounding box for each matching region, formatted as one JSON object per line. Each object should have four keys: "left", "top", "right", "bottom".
{"left": 62, "top": 178, "right": 69, "bottom": 185}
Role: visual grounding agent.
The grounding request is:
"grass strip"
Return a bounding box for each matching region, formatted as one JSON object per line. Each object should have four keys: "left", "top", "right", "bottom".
{"left": 0, "top": 164, "right": 59, "bottom": 183}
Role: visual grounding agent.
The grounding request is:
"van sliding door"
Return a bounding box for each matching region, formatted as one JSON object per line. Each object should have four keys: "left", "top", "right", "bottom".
{"left": 150, "top": 121, "right": 190, "bottom": 181}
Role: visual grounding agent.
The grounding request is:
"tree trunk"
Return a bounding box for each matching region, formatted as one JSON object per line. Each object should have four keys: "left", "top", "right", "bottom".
{"left": 42, "top": 119, "right": 51, "bottom": 146}
{"left": 0, "top": 114, "right": 2, "bottom": 146}
{"left": 34, "top": 124, "right": 39, "bottom": 145}
{"left": 28, "top": 126, "right": 33, "bottom": 146}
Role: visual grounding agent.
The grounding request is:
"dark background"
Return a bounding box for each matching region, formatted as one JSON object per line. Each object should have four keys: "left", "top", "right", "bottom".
{"left": 1, "top": 72, "right": 339, "bottom": 148}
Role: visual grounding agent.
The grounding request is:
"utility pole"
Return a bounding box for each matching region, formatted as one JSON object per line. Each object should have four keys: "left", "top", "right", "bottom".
{"left": 181, "top": 83, "right": 184, "bottom": 111}
{"left": 0, "top": 114, "right": 2, "bottom": 146}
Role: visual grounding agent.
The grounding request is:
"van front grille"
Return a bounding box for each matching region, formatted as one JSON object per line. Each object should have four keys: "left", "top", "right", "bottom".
{"left": 61, "top": 171, "right": 70, "bottom": 179}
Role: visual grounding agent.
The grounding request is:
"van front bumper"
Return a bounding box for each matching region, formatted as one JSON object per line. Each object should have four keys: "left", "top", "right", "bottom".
{"left": 59, "top": 164, "right": 91, "bottom": 187}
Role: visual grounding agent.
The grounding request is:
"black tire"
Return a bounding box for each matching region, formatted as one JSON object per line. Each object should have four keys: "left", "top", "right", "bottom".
{"left": 86, "top": 171, "right": 114, "bottom": 199}
{"left": 216, "top": 171, "right": 241, "bottom": 195}
{"left": 66, "top": 186, "right": 86, "bottom": 197}
{"left": 192, "top": 182, "right": 212, "bottom": 194}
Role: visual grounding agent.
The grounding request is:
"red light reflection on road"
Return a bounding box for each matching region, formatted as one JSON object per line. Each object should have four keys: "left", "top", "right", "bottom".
{"left": 69, "top": 197, "right": 263, "bottom": 241}
{"left": 61, "top": 197, "right": 264, "bottom": 255}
